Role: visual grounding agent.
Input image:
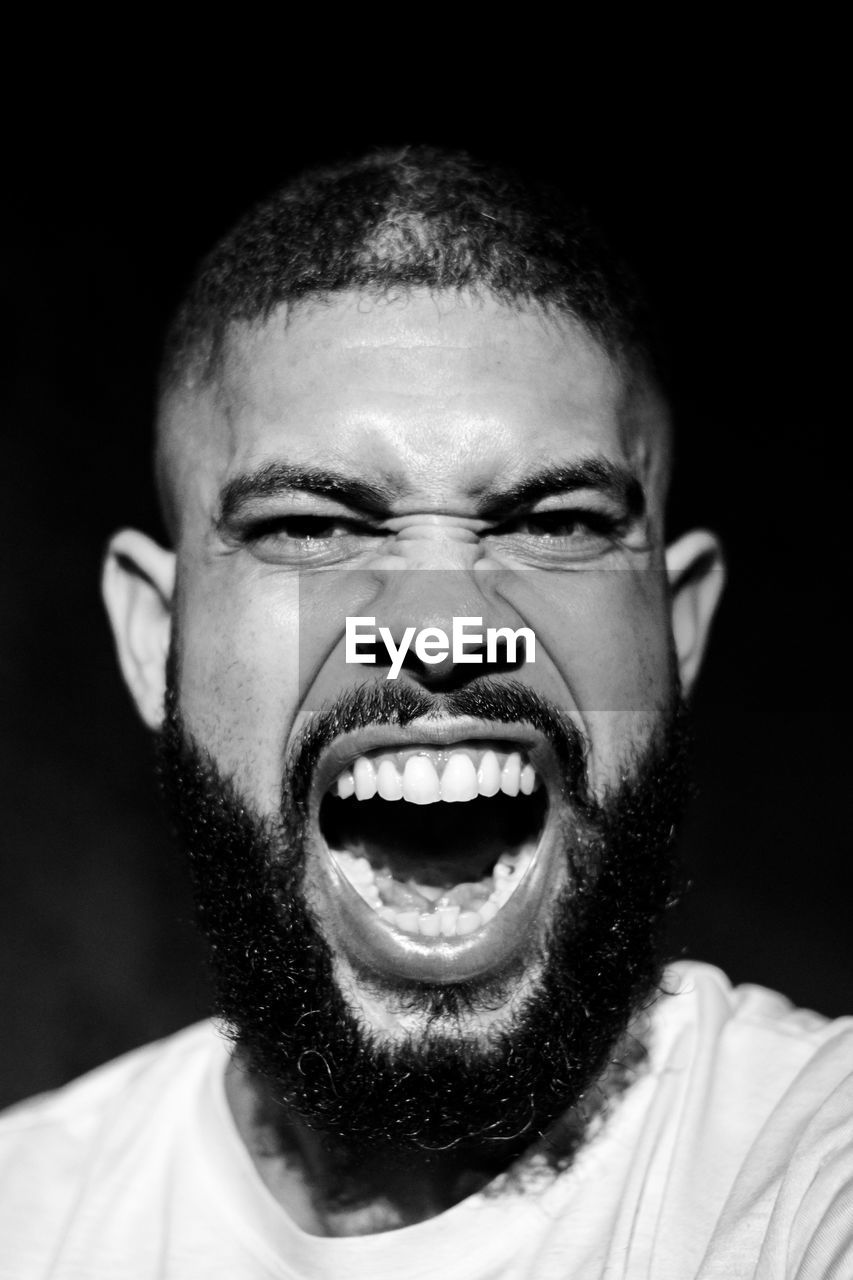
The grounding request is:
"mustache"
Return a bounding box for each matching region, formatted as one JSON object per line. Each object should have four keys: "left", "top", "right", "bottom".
{"left": 284, "top": 677, "right": 591, "bottom": 817}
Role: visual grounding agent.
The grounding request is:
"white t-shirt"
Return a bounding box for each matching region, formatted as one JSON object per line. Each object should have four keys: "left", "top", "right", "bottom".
{"left": 1, "top": 961, "right": 851, "bottom": 1279}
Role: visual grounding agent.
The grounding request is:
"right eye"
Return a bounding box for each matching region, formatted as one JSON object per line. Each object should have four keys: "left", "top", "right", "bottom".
{"left": 252, "top": 515, "right": 367, "bottom": 541}
{"left": 238, "top": 513, "right": 386, "bottom": 565}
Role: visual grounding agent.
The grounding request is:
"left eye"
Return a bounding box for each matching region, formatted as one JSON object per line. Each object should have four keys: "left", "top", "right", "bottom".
{"left": 496, "top": 510, "right": 620, "bottom": 538}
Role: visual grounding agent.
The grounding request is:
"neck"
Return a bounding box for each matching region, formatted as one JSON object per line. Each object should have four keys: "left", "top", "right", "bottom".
{"left": 225, "top": 1060, "right": 514, "bottom": 1235}
{"left": 224, "top": 1037, "right": 646, "bottom": 1237}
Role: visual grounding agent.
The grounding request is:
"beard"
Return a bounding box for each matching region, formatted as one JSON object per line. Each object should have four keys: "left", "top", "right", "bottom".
{"left": 156, "top": 659, "right": 693, "bottom": 1177}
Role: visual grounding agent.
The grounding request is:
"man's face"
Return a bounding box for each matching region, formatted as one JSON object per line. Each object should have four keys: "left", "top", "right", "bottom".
{"left": 107, "top": 289, "right": 721, "bottom": 1153}
{"left": 165, "top": 293, "right": 673, "bottom": 1006}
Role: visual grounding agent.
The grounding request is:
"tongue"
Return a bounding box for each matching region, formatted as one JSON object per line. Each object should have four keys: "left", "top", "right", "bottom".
{"left": 375, "top": 871, "right": 494, "bottom": 914}
{"left": 360, "top": 840, "right": 498, "bottom": 887}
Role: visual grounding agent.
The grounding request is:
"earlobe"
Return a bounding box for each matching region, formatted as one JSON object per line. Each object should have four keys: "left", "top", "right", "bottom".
{"left": 102, "top": 530, "right": 176, "bottom": 729}
{"left": 665, "top": 530, "right": 726, "bottom": 697}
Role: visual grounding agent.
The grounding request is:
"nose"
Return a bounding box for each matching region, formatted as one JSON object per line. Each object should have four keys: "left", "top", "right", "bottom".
{"left": 363, "top": 568, "right": 533, "bottom": 690}
{"left": 399, "top": 623, "right": 528, "bottom": 687}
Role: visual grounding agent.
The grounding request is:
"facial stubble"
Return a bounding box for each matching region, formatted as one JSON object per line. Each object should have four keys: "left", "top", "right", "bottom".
{"left": 157, "top": 665, "right": 692, "bottom": 1174}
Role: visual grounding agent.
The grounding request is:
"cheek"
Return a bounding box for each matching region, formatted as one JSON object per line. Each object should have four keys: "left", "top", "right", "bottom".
{"left": 171, "top": 564, "right": 419, "bottom": 799}
{"left": 174, "top": 562, "right": 303, "bottom": 806}
{"left": 515, "top": 567, "right": 674, "bottom": 784}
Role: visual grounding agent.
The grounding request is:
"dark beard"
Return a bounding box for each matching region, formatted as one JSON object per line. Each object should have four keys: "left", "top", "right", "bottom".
{"left": 156, "top": 664, "right": 693, "bottom": 1177}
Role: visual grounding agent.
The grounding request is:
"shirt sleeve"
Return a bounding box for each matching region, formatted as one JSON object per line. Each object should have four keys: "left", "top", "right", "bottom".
{"left": 694, "top": 1025, "right": 853, "bottom": 1279}
{"left": 791, "top": 1172, "right": 853, "bottom": 1279}
{"left": 759, "top": 1054, "right": 853, "bottom": 1279}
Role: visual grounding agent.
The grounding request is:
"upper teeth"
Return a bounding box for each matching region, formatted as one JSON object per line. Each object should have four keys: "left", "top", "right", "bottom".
{"left": 333, "top": 748, "right": 538, "bottom": 804}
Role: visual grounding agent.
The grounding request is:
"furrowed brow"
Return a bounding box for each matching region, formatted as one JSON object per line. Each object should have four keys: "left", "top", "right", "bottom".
{"left": 481, "top": 457, "right": 646, "bottom": 521}
{"left": 217, "top": 462, "right": 397, "bottom": 527}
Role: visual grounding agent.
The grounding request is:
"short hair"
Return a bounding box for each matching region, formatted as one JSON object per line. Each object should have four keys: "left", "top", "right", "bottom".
{"left": 159, "top": 145, "right": 664, "bottom": 401}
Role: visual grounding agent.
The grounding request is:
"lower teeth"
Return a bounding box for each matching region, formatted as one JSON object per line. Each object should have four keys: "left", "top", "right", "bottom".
{"left": 333, "top": 848, "right": 532, "bottom": 937}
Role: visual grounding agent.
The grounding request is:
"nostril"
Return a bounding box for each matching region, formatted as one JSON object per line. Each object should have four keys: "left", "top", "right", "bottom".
{"left": 406, "top": 633, "right": 527, "bottom": 688}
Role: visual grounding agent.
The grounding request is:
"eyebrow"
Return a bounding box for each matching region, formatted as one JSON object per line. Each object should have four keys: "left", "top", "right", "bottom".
{"left": 217, "top": 462, "right": 401, "bottom": 526}
{"left": 216, "top": 454, "right": 645, "bottom": 529}
{"left": 480, "top": 457, "right": 646, "bottom": 521}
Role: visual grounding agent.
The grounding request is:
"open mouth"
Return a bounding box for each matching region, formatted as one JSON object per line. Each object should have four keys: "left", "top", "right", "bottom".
{"left": 316, "top": 740, "right": 551, "bottom": 951}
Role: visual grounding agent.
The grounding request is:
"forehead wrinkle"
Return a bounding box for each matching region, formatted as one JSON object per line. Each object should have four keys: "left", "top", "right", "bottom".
{"left": 161, "top": 385, "right": 648, "bottom": 539}
{"left": 157, "top": 292, "right": 669, "bottom": 538}
{"left": 226, "top": 292, "right": 606, "bottom": 395}
{"left": 181, "top": 291, "right": 620, "bottom": 435}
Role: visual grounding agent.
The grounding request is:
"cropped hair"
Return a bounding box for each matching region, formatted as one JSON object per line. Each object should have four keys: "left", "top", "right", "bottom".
{"left": 158, "top": 146, "right": 663, "bottom": 398}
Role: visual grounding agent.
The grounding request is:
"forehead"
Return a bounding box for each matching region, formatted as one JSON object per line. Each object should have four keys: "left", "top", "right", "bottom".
{"left": 161, "top": 290, "right": 663, "bottom": 529}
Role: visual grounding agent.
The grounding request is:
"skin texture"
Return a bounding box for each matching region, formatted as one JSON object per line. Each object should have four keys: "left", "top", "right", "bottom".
{"left": 103, "top": 288, "right": 724, "bottom": 1233}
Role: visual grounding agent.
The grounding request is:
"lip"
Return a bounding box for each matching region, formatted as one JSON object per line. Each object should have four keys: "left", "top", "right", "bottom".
{"left": 303, "top": 716, "right": 568, "bottom": 983}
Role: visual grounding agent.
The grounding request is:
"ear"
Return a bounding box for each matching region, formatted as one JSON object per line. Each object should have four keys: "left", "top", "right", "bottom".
{"left": 665, "top": 529, "right": 726, "bottom": 697}
{"left": 102, "top": 529, "right": 176, "bottom": 729}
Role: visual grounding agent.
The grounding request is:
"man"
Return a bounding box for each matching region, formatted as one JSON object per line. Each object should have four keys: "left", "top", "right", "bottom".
{"left": 1, "top": 147, "right": 850, "bottom": 1277}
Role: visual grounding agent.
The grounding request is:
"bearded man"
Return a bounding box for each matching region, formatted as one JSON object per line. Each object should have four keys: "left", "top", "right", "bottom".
{"left": 1, "top": 148, "right": 850, "bottom": 1278}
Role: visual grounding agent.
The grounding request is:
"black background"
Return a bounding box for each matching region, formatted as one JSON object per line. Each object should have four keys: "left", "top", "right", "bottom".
{"left": 2, "top": 69, "right": 847, "bottom": 1108}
